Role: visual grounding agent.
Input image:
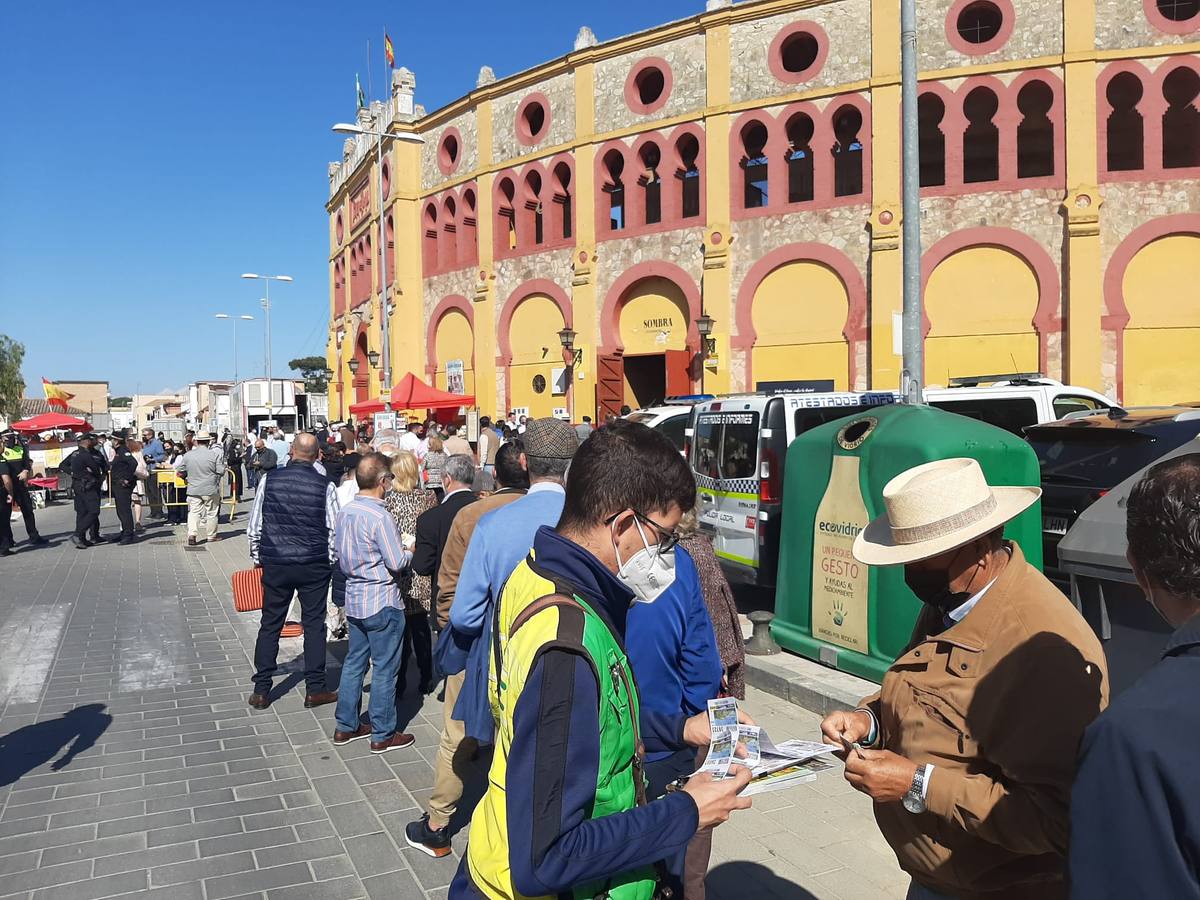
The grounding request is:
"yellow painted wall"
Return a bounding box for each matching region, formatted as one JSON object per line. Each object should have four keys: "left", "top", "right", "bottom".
{"left": 924, "top": 247, "right": 1040, "bottom": 386}
{"left": 618, "top": 277, "right": 690, "bottom": 355}
{"left": 1121, "top": 235, "right": 1200, "bottom": 406}
{"left": 433, "top": 309, "right": 476, "bottom": 396}
{"left": 750, "top": 260, "right": 850, "bottom": 389}
{"left": 508, "top": 294, "right": 568, "bottom": 418}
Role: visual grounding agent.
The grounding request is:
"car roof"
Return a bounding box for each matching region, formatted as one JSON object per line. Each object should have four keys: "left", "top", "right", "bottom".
{"left": 1025, "top": 407, "right": 1200, "bottom": 436}
{"left": 626, "top": 406, "right": 692, "bottom": 419}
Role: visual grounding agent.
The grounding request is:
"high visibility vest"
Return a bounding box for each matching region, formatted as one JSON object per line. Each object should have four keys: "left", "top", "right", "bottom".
{"left": 466, "top": 553, "right": 657, "bottom": 900}
{"left": 2, "top": 445, "right": 22, "bottom": 463}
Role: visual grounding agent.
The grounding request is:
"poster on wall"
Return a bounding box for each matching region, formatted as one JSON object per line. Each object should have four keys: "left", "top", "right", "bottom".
{"left": 551, "top": 367, "right": 568, "bottom": 396}
{"left": 511, "top": 406, "right": 530, "bottom": 418}
{"left": 552, "top": 407, "right": 569, "bottom": 420}
{"left": 373, "top": 412, "right": 397, "bottom": 434}
{"left": 810, "top": 455, "right": 871, "bottom": 654}
{"left": 446, "top": 359, "right": 466, "bottom": 395}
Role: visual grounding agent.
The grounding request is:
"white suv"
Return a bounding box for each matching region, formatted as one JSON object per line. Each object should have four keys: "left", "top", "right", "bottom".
{"left": 623, "top": 402, "right": 697, "bottom": 452}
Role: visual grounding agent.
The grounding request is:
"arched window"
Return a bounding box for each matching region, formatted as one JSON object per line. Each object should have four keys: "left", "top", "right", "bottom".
{"left": 523, "top": 171, "right": 544, "bottom": 245}
{"left": 1016, "top": 81, "right": 1055, "bottom": 178}
{"left": 384, "top": 216, "right": 395, "bottom": 284}
{"left": 785, "top": 113, "right": 815, "bottom": 202}
{"left": 676, "top": 133, "right": 701, "bottom": 219}
{"left": 423, "top": 203, "right": 438, "bottom": 273}
{"left": 350, "top": 246, "right": 358, "bottom": 301}
{"left": 963, "top": 87, "right": 1000, "bottom": 183}
{"left": 832, "top": 106, "right": 864, "bottom": 197}
{"left": 741, "top": 121, "right": 770, "bottom": 208}
{"left": 1106, "top": 73, "right": 1145, "bottom": 172}
{"left": 442, "top": 197, "right": 457, "bottom": 268}
{"left": 1162, "top": 66, "right": 1200, "bottom": 169}
{"left": 918, "top": 94, "right": 946, "bottom": 187}
{"left": 602, "top": 150, "right": 626, "bottom": 231}
{"left": 497, "top": 177, "right": 517, "bottom": 250}
{"left": 639, "top": 143, "right": 663, "bottom": 225}
{"left": 552, "top": 163, "right": 572, "bottom": 240}
{"left": 460, "top": 188, "right": 478, "bottom": 265}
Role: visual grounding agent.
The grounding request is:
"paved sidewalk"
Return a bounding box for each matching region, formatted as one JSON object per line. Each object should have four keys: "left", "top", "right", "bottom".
{"left": 0, "top": 501, "right": 907, "bottom": 899}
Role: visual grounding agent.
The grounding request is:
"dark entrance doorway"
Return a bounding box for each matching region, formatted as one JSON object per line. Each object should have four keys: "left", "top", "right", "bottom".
{"left": 624, "top": 354, "right": 666, "bottom": 408}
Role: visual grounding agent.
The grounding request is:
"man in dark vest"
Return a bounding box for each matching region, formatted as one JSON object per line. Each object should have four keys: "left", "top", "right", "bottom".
{"left": 246, "top": 432, "right": 340, "bottom": 709}
{"left": 69, "top": 433, "right": 106, "bottom": 550}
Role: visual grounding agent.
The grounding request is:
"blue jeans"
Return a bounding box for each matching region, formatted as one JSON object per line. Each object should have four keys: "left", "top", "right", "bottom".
{"left": 335, "top": 606, "right": 405, "bottom": 742}
{"left": 907, "top": 881, "right": 956, "bottom": 900}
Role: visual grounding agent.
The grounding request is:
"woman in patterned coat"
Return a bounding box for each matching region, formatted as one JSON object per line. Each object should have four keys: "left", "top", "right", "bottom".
{"left": 678, "top": 508, "right": 745, "bottom": 700}
{"left": 383, "top": 450, "right": 439, "bottom": 695}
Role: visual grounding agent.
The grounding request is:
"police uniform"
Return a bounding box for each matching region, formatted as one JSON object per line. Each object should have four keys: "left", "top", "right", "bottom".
{"left": 69, "top": 434, "right": 106, "bottom": 548}
{"left": 109, "top": 430, "right": 138, "bottom": 543}
{"left": 2, "top": 432, "right": 47, "bottom": 546}
{"left": 0, "top": 452, "right": 15, "bottom": 554}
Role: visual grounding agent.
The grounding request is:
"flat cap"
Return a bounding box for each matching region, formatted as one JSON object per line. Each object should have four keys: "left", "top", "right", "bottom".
{"left": 523, "top": 417, "right": 579, "bottom": 460}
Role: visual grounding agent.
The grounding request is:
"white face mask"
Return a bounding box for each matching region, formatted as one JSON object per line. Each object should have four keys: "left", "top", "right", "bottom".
{"left": 612, "top": 515, "right": 677, "bottom": 604}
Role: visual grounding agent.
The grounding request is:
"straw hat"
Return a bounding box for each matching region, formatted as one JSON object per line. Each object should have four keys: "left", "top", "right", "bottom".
{"left": 852, "top": 458, "right": 1040, "bottom": 566}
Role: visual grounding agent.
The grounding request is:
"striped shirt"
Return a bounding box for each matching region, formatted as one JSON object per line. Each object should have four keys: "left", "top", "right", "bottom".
{"left": 335, "top": 495, "right": 412, "bottom": 619}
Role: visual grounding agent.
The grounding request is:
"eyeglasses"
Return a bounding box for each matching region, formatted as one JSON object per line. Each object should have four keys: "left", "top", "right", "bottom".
{"left": 605, "top": 509, "right": 681, "bottom": 553}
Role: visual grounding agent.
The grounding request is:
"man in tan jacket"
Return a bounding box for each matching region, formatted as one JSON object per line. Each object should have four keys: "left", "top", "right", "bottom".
{"left": 821, "top": 458, "right": 1108, "bottom": 900}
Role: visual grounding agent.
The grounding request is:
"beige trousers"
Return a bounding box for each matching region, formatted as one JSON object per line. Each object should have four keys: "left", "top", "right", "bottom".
{"left": 426, "top": 671, "right": 478, "bottom": 828}
{"left": 187, "top": 494, "right": 220, "bottom": 540}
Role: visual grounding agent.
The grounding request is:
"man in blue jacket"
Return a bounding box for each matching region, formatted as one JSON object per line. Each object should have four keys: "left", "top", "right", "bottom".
{"left": 1070, "top": 453, "right": 1200, "bottom": 899}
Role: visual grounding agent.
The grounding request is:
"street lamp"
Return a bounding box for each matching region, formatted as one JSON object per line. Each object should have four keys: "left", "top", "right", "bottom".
{"left": 214, "top": 313, "right": 254, "bottom": 384}
{"left": 348, "top": 358, "right": 360, "bottom": 376}
{"left": 695, "top": 313, "right": 716, "bottom": 395}
{"left": 368, "top": 349, "right": 380, "bottom": 369}
{"left": 241, "top": 273, "right": 292, "bottom": 425}
{"left": 332, "top": 121, "right": 425, "bottom": 409}
{"left": 557, "top": 326, "right": 582, "bottom": 421}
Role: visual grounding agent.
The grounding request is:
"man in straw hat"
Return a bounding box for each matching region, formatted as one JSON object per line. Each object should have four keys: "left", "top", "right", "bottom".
{"left": 820, "top": 457, "right": 1108, "bottom": 900}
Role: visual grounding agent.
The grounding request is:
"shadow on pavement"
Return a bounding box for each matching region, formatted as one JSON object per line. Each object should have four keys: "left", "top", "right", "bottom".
{"left": 706, "top": 861, "right": 820, "bottom": 899}
{"left": 0, "top": 703, "right": 113, "bottom": 787}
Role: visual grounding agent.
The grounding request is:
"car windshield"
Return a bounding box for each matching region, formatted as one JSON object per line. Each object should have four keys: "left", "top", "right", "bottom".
{"left": 625, "top": 413, "right": 658, "bottom": 425}
{"left": 1028, "top": 430, "right": 1186, "bottom": 487}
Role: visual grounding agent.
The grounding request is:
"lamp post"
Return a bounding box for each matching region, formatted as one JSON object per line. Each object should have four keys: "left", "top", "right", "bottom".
{"left": 348, "top": 358, "right": 360, "bottom": 376}
{"left": 240, "top": 273, "right": 292, "bottom": 426}
{"left": 332, "top": 122, "right": 425, "bottom": 410}
{"left": 368, "top": 349, "right": 380, "bottom": 369}
{"left": 695, "top": 313, "right": 715, "bottom": 395}
{"left": 214, "top": 313, "right": 254, "bottom": 384}
{"left": 558, "top": 326, "right": 581, "bottom": 422}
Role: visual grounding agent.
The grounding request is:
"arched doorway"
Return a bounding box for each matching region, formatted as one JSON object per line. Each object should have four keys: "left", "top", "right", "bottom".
{"left": 507, "top": 294, "right": 568, "bottom": 417}
{"left": 353, "top": 331, "right": 370, "bottom": 404}
{"left": 923, "top": 246, "right": 1041, "bottom": 385}
{"left": 616, "top": 275, "right": 693, "bottom": 408}
{"left": 750, "top": 261, "right": 850, "bottom": 390}
{"left": 1119, "top": 233, "right": 1200, "bottom": 405}
{"left": 433, "top": 309, "right": 475, "bottom": 396}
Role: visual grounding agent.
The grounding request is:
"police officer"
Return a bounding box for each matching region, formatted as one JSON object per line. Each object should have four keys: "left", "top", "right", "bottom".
{"left": 0, "top": 446, "right": 15, "bottom": 555}
{"left": 2, "top": 430, "right": 49, "bottom": 547}
{"left": 69, "top": 433, "right": 106, "bottom": 549}
{"left": 109, "top": 430, "right": 139, "bottom": 545}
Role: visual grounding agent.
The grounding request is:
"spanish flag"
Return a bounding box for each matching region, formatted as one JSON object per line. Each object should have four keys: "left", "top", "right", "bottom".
{"left": 384, "top": 33, "right": 395, "bottom": 68}
{"left": 42, "top": 378, "right": 74, "bottom": 411}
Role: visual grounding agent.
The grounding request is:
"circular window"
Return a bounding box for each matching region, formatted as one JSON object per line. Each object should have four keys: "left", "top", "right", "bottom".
{"left": 624, "top": 58, "right": 674, "bottom": 115}
{"left": 532, "top": 374, "right": 547, "bottom": 394}
{"left": 1145, "top": 0, "right": 1200, "bottom": 31}
{"left": 516, "top": 94, "right": 551, "bottom": 146}
{"left": 437, "top": 128, "right": 463, "bottom": 176}
{"left": 767, "top": 23, "right": 829, "bottom": 85}
{"left": 947, "top": 0, "right": 1013, "bottom": 54}
{"left": 1158, "top": 0, "right": 1200, "bottom": 21}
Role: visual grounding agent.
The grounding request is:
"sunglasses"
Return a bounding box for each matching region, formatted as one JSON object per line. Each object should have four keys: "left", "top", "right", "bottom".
{"left": 605, "top": 509, "right": 681, "bottom": 553}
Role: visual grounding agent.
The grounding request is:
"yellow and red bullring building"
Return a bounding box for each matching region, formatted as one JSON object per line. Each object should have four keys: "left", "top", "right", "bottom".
{"left": 326, "top": 0, "right": 1200, "bottom": 422}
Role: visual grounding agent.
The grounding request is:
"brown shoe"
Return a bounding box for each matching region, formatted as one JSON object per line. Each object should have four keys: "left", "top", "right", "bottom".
{"left": 187, "top": 536, "right": 197, "bottom": 546}
{"left": 247, "top": 692, "right": 271, "bottom": 710}
{"left": 304, "top": 690, "right": 338, "bottom": 709}
{"left": 370, "top": 732, "right": 415, "bottom": 754}
{"left": 332, "top": 724, "right": 372, "bottom": 746}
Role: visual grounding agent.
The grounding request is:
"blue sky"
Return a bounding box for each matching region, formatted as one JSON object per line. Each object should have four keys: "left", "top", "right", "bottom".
{"left": 0, "top": 0, "right": 697, "bottom": 397}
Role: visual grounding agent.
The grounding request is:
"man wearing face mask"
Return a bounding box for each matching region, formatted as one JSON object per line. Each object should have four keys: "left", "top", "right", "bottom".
{"left": 1068, "top": 454, "right": 1200, "bottom": 899}
{"left": 451, "top": 419, "right": 752, "bottom": 900}
{"left": 820, "top": 458, "right": 1107, "bottom": 900}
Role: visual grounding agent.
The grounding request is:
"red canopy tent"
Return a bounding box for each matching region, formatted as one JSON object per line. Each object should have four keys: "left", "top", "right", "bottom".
{"left": 347, "top": 398, "right": 387, "bottom": 416}
{"left": 9, "top": 413, "right": 89, "bottom": 433}
{"left": 389, "top": 372, "right": 474, "bottom": 410}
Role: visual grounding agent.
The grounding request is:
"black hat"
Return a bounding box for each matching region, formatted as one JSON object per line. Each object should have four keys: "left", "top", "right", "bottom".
{"left": 79, "top": 431, "right": 96, "bottom": 442}
{"left": 113, "top": 428, "right": 130, "bottom": 441}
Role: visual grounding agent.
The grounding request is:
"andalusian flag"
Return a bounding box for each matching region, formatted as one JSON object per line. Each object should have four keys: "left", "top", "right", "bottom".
{"left": 384, "top": 33, "right": 395, "bottom": 68}
{"left": 356, "top": 74, "right": 366, "bottom": 110}
{"left": 42, "top": 378, "right": 74, "bottom": 411}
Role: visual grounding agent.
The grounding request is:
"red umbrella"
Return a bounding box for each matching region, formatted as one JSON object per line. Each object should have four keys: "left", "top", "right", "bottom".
{"left": 348, "top": 399, "right": 387, "bottom": 416}
{"left": 10, "top": 412, "right": 89, "bottom": 433}
{"left": 389, "top": 372, "right": 474, "bottom": 410}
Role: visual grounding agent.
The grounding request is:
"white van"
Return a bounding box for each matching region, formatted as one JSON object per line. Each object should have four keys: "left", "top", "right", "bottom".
{"left": 687, "top": 375, "right": 1113, "bottom": 589}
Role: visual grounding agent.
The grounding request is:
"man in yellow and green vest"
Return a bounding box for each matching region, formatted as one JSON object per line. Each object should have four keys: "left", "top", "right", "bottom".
{"left": 451, "top": 419, "right": 753, "bottom": 900}
{"left": 3, "top": 430, "right": 48, "bottom": 548}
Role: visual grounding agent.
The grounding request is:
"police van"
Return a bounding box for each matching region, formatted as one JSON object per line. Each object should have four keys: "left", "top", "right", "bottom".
{"left": 687, "top": 375, "right": 1113, "bottom": 589}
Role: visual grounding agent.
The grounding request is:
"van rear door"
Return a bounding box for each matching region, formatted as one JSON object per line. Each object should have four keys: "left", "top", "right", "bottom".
{"left": 693, "top": 407, "right": 762, "bottom": 578}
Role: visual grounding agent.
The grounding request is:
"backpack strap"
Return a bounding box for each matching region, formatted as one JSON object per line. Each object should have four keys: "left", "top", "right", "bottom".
{"left": 509, "top": 592, "right": 583, "bottom": 637}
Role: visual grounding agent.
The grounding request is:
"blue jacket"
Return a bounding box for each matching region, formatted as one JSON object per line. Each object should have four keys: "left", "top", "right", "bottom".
{"left": 257, "top": 462, "right": 332, "bottom": 566}
{"left": 625, "top": 545, "right": 723, "bottom": 762}
{"left": 1069, "top": 613, "right": 1200, "bottom": 899}
{"left": 444, "top": 482, "right": 566, "bottom": 742}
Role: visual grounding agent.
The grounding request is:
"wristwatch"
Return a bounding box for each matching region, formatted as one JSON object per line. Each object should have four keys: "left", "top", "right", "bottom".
{"left": 902, "top": 765, "right": 928, "bottom": 814}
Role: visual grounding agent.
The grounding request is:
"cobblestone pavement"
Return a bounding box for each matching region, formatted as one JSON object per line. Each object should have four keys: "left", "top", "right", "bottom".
{"left": 0, "top": 500, "right": 907, "bottom": 900}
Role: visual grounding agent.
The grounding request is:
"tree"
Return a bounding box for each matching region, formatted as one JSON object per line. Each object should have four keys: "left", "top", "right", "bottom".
{"left": 0, "top": 335, "right": 25, "bottom": 423}
{"left": 111, "top": 396, "right": 133, "bottom": 407}
{"left": 288, "top": 356, "right": 331, "bottom": 393}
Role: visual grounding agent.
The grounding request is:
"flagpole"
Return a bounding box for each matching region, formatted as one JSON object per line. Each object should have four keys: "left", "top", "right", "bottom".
{"left": 366, "top": 38, "right": 373, "bottom": 105}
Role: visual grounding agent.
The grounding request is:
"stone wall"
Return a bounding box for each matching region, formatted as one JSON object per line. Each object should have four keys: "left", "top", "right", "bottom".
{"left": 421, "top": 109, "right": 479, "bottom": 192}
{"left": 1096, "top": 1, "right": 1199, "bottom": 51}
{"left": 491, "top": 72, "right": 575, "bottom": 164}
{"left": 421, "top": 268, "right": 478, "bottom": 326}
{"left": 593, "top": 226, "right": 708, "bottom": 327}
{"left": 492, "top": 248, "right": 576, "bottom": 345}
{"left": 594, "top": 35, "right": 708, "bottom": 135}
{"left": 729, "top": 0, "right": 872, "bottom": 106}
{"left": 918, "top": 0, "right": 1063, "bottom": 71}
